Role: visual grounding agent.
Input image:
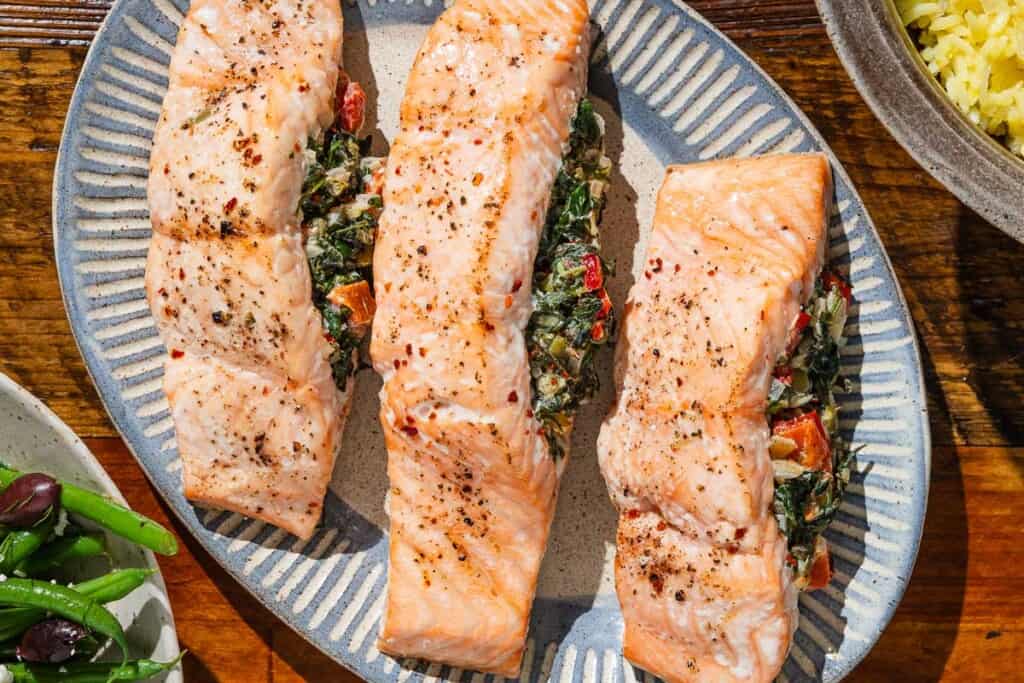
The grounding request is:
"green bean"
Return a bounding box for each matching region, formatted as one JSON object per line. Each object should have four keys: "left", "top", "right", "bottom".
{"left": 0, "top": 654, "right": 182, "bottom": 682}
{"left": 17, "top": 533, "right": 106, "bottom": 576}
{"left": 0, "top": 516, "right": 55, "bottom": 574}
{"left": 0, "top": 579, "right": 126, "bottom": 664}
{"left": 0, "top": 607, "right": 41, "bottom": 643}
{"left": 0, "top": 469, "right": 177, "bottom": 557}
{"left": 0, "top": 570, "right": 152, "bottom": 642}
{"left": 70, "top": 569, "right": 154, "bottom": 604}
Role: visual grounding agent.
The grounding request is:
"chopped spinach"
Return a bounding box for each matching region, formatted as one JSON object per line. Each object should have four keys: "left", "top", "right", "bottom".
{"left": 528, "top": 100, "right": 614, "bottom": 458}
{"left": 301, "top": 126, "right": 381, "bottom": 390}
{"left": 769, "top": 276, "right": 854, "bottom": 584}
{"left": 773, "top": 450, "right": 851, "bottom": 578}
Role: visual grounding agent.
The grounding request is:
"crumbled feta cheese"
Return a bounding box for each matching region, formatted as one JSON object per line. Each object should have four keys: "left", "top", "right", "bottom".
{"left": 303, "top": 147, "right": 317, "bottom": 168}
{"left": 344, "top": 194, "right": 375, "bottom": 220}
{"left": 52, "top": 508, "right": 69, "bottom": 537}
{"left": 325, "top": 165, "right": 353, "bottom": 195}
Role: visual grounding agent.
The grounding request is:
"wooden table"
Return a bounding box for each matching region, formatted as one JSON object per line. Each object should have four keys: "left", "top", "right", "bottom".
{"left": 1, "top": 1, "right": 1021, "bottom": 681}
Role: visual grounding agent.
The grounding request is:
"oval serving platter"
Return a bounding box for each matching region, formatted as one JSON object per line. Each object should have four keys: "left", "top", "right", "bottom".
{"left": 52, "top": 0, "right": 930, "bottom": 681}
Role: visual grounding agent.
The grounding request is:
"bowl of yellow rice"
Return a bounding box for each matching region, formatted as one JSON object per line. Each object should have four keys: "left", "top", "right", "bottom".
{"left": 817, "top": 0, "right": 1024, "bottom": 240}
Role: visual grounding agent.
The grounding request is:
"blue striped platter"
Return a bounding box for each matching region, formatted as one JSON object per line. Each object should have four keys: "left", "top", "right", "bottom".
{"left": 52, "top": 0, "right": 930, "bottom": 681}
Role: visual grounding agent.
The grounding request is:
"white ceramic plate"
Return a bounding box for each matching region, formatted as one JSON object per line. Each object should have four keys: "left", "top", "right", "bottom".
{"left": 0, "top": 371, "right": 181, "bottom": 681}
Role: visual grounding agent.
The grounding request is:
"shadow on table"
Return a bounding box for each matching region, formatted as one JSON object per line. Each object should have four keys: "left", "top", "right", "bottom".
{"left": 849, "top": 321, "right": 968, "bottom": 680}
{"left": 170, "top": 519, "right": 345, "bottom": 682}
{"left": 955, "top": 207, "right": 1024, "bottom": 446}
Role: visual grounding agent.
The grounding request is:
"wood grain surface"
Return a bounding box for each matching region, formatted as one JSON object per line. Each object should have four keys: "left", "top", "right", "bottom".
{"left": 1, "top": 1, "right": 1023, "bottom": 681}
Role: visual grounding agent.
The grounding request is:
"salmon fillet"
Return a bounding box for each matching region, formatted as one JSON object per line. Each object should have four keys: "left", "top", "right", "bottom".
{"left": 597, "top": 154, "right": 832, "bottom": 682}
{"left": 370, "top": 0, "right": 590, "bottom": 674}
{"left": 146, "top": 0, "right": 346, "bottom": 539}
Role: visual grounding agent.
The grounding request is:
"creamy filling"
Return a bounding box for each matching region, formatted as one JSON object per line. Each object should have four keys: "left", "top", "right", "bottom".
{"left": 527, "top": 99, "right": 615, "bottom": 459}
{"left": 769, "top": 273, "right": 854, "bottom": 588}
{"left": 299, "top": 77, "right": 382, "bottom": 390}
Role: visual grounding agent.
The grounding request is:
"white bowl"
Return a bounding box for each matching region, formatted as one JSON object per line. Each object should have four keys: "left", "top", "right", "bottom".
{"left": 0, "top": 371, "right": 181, "bottom": 680}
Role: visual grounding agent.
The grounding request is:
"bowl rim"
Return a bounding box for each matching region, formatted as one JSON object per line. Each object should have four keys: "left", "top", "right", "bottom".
{"left": 816, "top": 0, "right": 1024, "bottom": 242}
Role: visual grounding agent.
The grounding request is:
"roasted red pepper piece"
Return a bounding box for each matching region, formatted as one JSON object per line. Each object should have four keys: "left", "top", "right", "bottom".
{"left": 806, "top": 544, "right": 832, "bottom": 590}
{"left": 335, "top": 75, "right": 366, "bottom": 134}
{"left": 582, "top": 253, "right": 602, "bottom": 291}
{"left": 772, "top": 411, "right": 831, "bottom": 473}
{"left": 786, "top": 310, "right": 812, "bottom": 355}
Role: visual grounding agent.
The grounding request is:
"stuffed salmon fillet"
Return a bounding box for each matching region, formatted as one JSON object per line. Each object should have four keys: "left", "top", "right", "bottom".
{"left": 370, "top": 0, "right": 605, "bottom": 674}
{"left": 147, "top": 0, "right": 379, "bottom": 539}
{"left": 598, "top": 155, "right": 840, "bottom": 682}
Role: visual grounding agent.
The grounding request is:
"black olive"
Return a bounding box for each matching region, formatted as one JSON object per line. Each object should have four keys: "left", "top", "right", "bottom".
{"left": 0, "top": 473, "right": 60, "bottom": 528}
{"left": 17, "top": 618, "right": 89, "bottom": 663}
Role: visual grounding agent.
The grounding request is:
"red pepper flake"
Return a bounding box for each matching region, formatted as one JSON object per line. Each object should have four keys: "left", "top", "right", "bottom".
{"left": 735, "top": 527, "right": 747, "bottom": 540}
{"left": 512, "top": 279, "right": 523, "bottom": 292}
{"left": 483, "top": 321, "right": 495, "bottom": 332}
{"left": 406, "top": 415, "right": 416, "bottom": 424}
{"left": 823, "top": 271, "right": 853, "bottom": 304}
{"left": 170, "top": 349, "right": 184, "bottom": 359}
{"left": 419, "top": 347, "right": 427, "bottom": 357}
{"left": 504, "top": 295, "right": 513, "bottom": 308}
{"left": 472, "top": 173, "right": 483, "bottom": 186}
{"left": 405, "top": 343, "right": 413, "bottom": 356}
{"left": 400, "top": 425, "right": 418, "bottom": 437}
{"left": 626, "top": 508, "right": 641, "bottom": 519}
{"left": 656, "top": 520, "right": 667, "bottom": 531}
{"left": 652, "top": 257, "right": 663, "bottom": 273}
{"left": 507, "top": 391, "right": 518, "bottom": 403}
{"left": 224, "top": 197, "right": 238, "bottom": 213}
{"left": 674, "top": 264, "right": 681, "bottom": 273}
{"left": 393, "top": 359, "right": 401, "bottom": 370}
{"left": 251, "top": 154, "right": 263, "bottom": 165}
{"left": 644, "top": 271, "right": 652, "bottom": 279}
{"left": 707, "top": 269, "right": 717, "bottom": 277}
{"left": 526, "top": 408, "right": 534, "bottom": 418}
{"left": 394, "top": 166, "right": 401, "bottom": 176}
{"left": 178, "top": 268, "right": 185, "bottom": 280}
{"left": 649, "top": 573, "right": 664, "bottom": 594}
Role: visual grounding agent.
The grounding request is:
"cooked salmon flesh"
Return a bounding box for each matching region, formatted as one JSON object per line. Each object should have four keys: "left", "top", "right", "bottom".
{"left": 598, "top": 154, "right": 832, "bottom": 682}
{"left": 146, "top": 0, "right": 348, "bottom": 539}
{"left": 370, "top": 0, "right": 591, "bottom": 675}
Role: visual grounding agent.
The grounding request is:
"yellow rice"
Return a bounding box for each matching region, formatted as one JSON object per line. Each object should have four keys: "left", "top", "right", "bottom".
{"left": 896, "top": 0, "right": 1024, "bottom": 157}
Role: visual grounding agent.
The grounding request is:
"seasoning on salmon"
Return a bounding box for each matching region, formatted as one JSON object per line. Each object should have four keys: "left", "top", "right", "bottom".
{"left": 145, "top": 0, "right": 365, "bottom": 539}
{"left": 597, "top": 154, "right": 834, "bottom": 682}
{"left": 370, "top": 0, "right": 594, "bottom": 675}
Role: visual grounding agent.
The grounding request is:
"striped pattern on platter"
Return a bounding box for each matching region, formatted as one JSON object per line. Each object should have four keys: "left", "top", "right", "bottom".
{"left": 51, "top": 0, "right": 930, "bottom": 681}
